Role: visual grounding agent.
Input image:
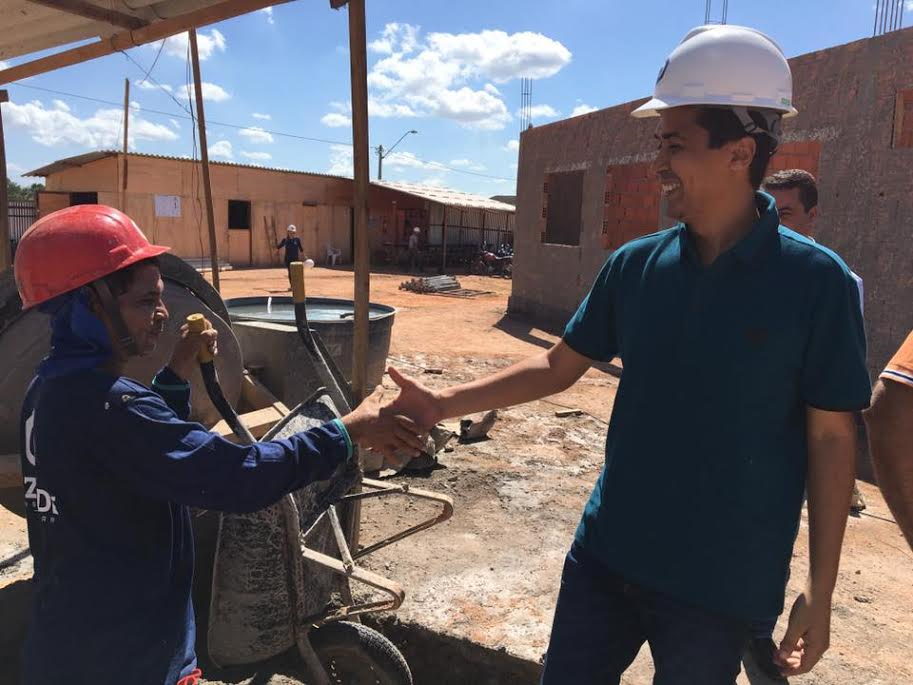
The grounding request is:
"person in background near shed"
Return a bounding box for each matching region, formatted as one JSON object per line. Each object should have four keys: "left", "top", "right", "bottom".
{"left": 277, "top": 224, "right": 303, "bottom": 288}
{"left": 383, "top": 25, "right": 870, "bottom": 685}
{"left": 738, "top": 168, "right": 869, "bottom": 683}
{"left": 408, "top": 226, "right": 422, "bottom": 273}
{"left": 14, "top": 205, "right": 424, "bottom": 685}
{"left": 865, "top": 332, "right": 913, "bottom": 551}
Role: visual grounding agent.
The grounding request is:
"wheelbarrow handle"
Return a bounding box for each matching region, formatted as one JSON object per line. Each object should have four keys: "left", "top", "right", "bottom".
{"left": 186, "top": 314, "right": 256, "bottom": 445}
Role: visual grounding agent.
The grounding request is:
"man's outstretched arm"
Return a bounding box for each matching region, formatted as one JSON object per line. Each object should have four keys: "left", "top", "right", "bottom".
{"left": 388, "top": 340, "right": 593, "bottom": 430}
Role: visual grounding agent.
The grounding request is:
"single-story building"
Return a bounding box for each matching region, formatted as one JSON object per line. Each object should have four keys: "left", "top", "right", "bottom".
{"left": 509, "top": 26, "right": 913, "bottom": 380}
{"left": 24, "top": 151, "right": 515, "bottom": 270}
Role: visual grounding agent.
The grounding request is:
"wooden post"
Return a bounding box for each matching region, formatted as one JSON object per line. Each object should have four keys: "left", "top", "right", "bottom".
{"left": 120, "top": 78, "right": 129, "bottom": 213}
{"left": 347, "top": 0, "right": 370, "bottom": 404}
{"left": 0, "top": 90, "right": 10, "bottom": 272}
{"left": 189, "top": 27, "right": 220, "bottom": 292}
{"left": 441, "top": 206, "right": 448, "bottom": 272}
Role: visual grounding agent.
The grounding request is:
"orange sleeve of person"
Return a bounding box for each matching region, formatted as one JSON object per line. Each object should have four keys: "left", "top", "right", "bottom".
{"left": 881, "top": 330, "right": 913, "bottom": 389}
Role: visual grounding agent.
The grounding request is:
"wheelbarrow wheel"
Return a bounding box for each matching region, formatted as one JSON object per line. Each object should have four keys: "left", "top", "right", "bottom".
{"left": 310, "top": 621, "right": 412, "bottom": 685}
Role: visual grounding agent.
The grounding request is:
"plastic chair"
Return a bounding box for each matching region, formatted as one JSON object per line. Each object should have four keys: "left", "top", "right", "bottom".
{"left": 325, "top": 244, "right": 342, "bottom": 266}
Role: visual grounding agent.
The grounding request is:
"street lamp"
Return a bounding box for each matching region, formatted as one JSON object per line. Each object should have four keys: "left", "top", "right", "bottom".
{"left": 375, "top": 129, "right": 418, "bottom": 180}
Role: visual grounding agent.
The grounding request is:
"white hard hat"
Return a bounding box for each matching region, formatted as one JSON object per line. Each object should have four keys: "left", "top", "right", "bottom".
{"left": 632, "top": 25, "right": 797, "bottom": 119}
{"left": 287, "top": 224, "right": 297, "bottom": 232}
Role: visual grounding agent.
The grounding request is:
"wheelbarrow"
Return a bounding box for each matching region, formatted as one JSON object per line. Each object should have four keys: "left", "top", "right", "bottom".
{"left": 195, "top": 262, "right": 453, "bottom": 684}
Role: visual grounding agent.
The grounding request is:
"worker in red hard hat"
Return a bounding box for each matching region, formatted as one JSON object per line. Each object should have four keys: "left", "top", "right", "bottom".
{"left": 13, "top": 204, "right": 423, "bottom": 685}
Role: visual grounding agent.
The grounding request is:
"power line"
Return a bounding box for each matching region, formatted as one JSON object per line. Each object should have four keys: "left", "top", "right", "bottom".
{"left": 9, "top": 81, "right": 517, "bottom": 181}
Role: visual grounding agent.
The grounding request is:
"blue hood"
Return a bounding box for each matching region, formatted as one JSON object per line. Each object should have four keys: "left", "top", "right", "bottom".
{"left": 37, "top": 289, "right": 113, "bottom": 379}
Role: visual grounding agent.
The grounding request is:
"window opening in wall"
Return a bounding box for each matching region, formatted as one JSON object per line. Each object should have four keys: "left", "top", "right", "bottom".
{"left": 69, "top": 192, "right": 98, "bottom": 206}
{"left": 893, "top": 89, "right": 913, "bottom": 149}
{"left": 228, "top": 199, "right": 251, "bottom": 229}
{"left": 542, "top": 170, "right": 584, "bottom": 246}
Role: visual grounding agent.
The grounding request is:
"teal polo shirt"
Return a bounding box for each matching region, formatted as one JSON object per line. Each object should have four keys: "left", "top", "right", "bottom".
{"left": 564, "top": 191, "right": 870, "bottom": 621}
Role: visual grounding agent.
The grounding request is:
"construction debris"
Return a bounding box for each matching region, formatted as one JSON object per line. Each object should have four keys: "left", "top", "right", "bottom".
{"left": 460, "top": 410, "right": 498, "bottom": 442}
{"left": 400, "top": 275, "right": 491, "bottom": 298}
{"left": 554, "top": 408, "right": 583, "bottom": 418}
{"left": 424, "top": 368, "right": 444, "bottom": 375}
{"left": 401, "top": 275, "right": 462, "bottom": 293}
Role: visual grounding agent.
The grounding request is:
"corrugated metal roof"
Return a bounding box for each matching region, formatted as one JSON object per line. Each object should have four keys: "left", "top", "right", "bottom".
{"left": 374, "top": 180, "right": 516, "bottom": 212}
{"left": 24, "top": 151, "right": 516, "bottom": 213}
{"left": 0, "top": 1, "right": 226, "bottom": 62}
{"left": 24, "top": 150, "right": 352, "bottom": 181}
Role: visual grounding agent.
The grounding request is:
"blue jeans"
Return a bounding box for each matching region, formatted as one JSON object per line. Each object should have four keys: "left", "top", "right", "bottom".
{"left": 540, "top": 543, "right": 751, "bottom": 685}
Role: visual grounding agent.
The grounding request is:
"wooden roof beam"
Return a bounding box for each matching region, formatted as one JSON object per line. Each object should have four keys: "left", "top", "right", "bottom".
{"left": 25, "top": 0, "right": 148, "bottom": 31}
{"left": 0, "top": 0, "right": 290, "bottom": 84}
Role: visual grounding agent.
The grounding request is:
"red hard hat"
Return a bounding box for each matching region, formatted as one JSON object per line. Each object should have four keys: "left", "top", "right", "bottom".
{"left": 14, "top": 205, "right": 170, "bottom": 310}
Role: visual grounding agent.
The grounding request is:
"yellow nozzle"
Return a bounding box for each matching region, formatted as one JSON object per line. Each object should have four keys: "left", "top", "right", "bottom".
{"left": 289, "top": 261, "right": 306, "bottom": 304}
{"left": 186, "top": 313, "right": 214, "bottom": 363}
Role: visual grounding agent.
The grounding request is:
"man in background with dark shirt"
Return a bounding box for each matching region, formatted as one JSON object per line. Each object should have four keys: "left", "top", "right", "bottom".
{"left": 277, "top": 224, "right": 303, "bottom": 288}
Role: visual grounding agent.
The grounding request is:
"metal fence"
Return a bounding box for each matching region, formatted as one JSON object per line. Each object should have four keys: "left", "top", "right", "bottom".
{"left": 9, "top": 201, "right": 37, "bottom": 242}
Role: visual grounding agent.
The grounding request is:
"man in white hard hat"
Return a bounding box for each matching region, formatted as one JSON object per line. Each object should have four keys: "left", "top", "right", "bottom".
{"left": 383, "top": 24, "right": 868, "bottom": 684}
{"left": 277, "top": 224, "right": 304, "bottom": 288}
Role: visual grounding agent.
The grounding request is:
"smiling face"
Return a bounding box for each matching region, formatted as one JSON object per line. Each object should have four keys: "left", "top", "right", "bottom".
{"left": 653, "top": 107, "right": 756, "bottom": 223}
{"left": 112, "top": 262, "right": 169, "bottom": 356}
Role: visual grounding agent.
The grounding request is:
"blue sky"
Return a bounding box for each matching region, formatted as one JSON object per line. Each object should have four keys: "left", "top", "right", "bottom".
{"left": 2, "top": 0, "right": 909, "bottom": 197}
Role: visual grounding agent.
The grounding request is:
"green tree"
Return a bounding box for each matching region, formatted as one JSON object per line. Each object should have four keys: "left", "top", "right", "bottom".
{"left": 6, "top": 178, "right": 43, "bottom": 202}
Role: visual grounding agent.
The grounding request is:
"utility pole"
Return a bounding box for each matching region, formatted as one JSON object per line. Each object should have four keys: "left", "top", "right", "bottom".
{"left": 0, "top": 90, "right": 10, "bottom": 272}
{"left": 189, "top": 27, "right": 220, "bottom": 292}
{"left": 348, "top": 0, "right": 370, "bottom": 404}
{"left": 120, "top": 78, "right": 130, "bottom": 213}
{"left": 374, "top": 130, "right": 416, "bottom": 181}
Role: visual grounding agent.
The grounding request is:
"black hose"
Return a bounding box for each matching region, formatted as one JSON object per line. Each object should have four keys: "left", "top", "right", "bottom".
{"left": 199, "top": 361, "right": 256, "bottom": 444}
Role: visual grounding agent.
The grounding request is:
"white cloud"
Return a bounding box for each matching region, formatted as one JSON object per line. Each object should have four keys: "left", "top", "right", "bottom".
{"left": 136, "top": 79, "right": 172, "bottom": 93}
{"left": 321, "top": 112, "right": 351, "bottom": 127}
{"left": 427, "top": 29, "right": 571, "bottom": 82}
{"left": 420, "top": 176, "right": 448, "bottom": 187}
{"left": 449, "top": 158, "right": 486, "bottom": 171}
{"left": 504, "top": 139, "right": 520, "bottom": 152}
{"left": 176, "top": 82, "right": 231, "bottom": 103}
{"left": 323, "top": 98, "right": 418, "bottom": 122}
{"left": 169, "top": 118, "right": 181, "bottom": 129}
{"left": 51, "top": 99, "right": 70, "bottom": 113}
{"left": 369, "top": 99, "right": 419, "bottom": 117}
{"left": 4, "top": 99, "right": 178, "bottom": 148}
{"left": 0, "top": 61, "right": 8, "bottom": 71}
{"left": 571, "top": 103, "right": 598, "bottom": 117}
{"left": 525, "top": 104, "right": 559, "bottom": 120}
{"left": 241, "top": 151, "right": 272, "bottom": 161}
{"left": 209, "top": 140, "right": 233, "bottom": 159}
{"left": 369, "top": 23, "right": 420, "bottom": 55}
{"left": 252, "top": 112, "right": 271, "bottom": 120}
{"left": 260, "top": 7, "right": 274, "bottom": 24}
{"left": 907, "top": 1, "right": 913, "bottom": 11}
{"left": 328, "top": 144, "right": 354, "bottom": 176}
{"left": 238, "top": 126, "right": 274, "bottom": 144}
{"left": 384, "top": 151, "right": 439, "bottom": 171}
{"left": 366, "top": 23, "right": 570, "bottom": 131}
{"left": 153, "top": 29, "right": 226, "bottom": 60}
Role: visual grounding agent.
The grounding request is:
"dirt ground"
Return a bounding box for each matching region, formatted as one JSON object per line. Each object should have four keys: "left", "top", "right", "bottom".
{"left": 1, "top": 265, "right": 911, "bottom": 685}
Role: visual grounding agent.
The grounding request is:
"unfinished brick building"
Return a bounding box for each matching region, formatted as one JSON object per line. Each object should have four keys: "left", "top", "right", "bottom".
{"left": 509, "top": 27, "right": 913, "bottom": 379}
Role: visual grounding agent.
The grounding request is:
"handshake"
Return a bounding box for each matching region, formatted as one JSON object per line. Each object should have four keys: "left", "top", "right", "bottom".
{"left": 340, "top": 368, "right": 444, "bottom": 471}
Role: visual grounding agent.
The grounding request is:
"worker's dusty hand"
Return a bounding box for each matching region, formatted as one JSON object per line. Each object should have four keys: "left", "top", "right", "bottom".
{"left": 169, "top": 319, "right": 219, "bottom": 381}
{"left": 386, "top": 367, "right": 444, "bottom": 431}
{"left": 342, "top": 386, "right": 426, "bottom": 461}
{"left": 774, "top": 586, "right": 832, "bottom": 676}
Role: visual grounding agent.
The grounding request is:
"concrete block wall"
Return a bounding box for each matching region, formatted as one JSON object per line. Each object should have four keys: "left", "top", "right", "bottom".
{"left": 509, "top": 27, "right": 913, "bottom": 377}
